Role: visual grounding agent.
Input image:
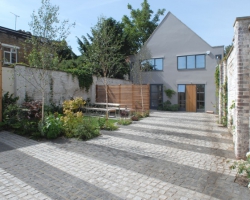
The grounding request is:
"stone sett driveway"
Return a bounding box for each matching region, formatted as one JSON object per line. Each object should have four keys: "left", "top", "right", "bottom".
{"left": 0, "top": 111, "right": 250, "bottom": 200}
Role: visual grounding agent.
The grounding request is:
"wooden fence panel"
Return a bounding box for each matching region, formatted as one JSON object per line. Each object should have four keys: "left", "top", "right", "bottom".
{"left": 96, "top": 84, "right": 150, "bottom": 110}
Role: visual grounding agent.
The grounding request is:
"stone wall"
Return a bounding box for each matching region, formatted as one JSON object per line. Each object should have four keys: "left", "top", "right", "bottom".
{"left": 12, "top": 65, "right": 131, "bottom": 105}
{"left": 219, "top": 16, "right": 250, "bottom": 159}
{"left": 2, "top": 67, "right": 15, "bottom": 95}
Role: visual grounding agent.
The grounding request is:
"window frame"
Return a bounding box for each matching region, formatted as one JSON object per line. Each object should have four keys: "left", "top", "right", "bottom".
{"left": 2, "top": 44, "right": 19, "bottom": 64}
{"left": 142, "top": 58, "right": 164, "bottom": 71}
{"left": 177, "top": 54, "right": 206, "bottom": 70}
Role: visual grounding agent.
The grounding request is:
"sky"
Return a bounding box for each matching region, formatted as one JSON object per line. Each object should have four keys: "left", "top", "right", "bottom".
{"left": 0, "top": 0, "right": 250, "bottom": 55}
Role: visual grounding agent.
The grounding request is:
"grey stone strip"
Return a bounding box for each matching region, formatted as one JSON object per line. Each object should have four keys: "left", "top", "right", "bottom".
{"left": 87, "top": 135, "right": 236, "bottom": 176}
{"left": 102, "top": 130, "right": 235, "bottom": 158}
{"left": 116, "top": 127, "right": 232, "bottom": 151}
{"left": 0, "top": 132, "right": 216, "bottom": 200}
{"left": 0, "top": 143, "right": 122, "bottom": 200}
{"left": 0, "top": 167, "right": 51, "bottom": 200}
{"left": 51, "top": 139, "right": 245, "bottom": 200}
{"left": 121, "top": 125, "right": 232, "bottom": 144}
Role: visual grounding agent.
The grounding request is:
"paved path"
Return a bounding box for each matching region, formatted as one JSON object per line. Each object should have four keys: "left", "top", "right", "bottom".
{"left": 0, "top": 111, "right": 249, "bottom": 200}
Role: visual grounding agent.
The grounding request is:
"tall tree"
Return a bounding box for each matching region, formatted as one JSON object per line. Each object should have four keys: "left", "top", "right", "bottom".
{"left": 77, "top": 17, "right": 130, "bottom": 79}
{"left": 122, "top": 0, "right": 165, "bottom": 54}
{"left": 24, "top": 0, "right": 74, "bottom": 122}
{"left": 87, "top": 16, "right": 126, "bottom": 118}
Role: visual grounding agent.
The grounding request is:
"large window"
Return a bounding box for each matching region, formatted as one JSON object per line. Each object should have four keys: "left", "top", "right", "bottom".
{"left": 177, "top": 54, "right": 205, "bottom": 70}
{"left": 3, "top": 45, "right": 18, "bottom": 64}
{"left": 142, "top": 58, "right": 163, "bottom": 71}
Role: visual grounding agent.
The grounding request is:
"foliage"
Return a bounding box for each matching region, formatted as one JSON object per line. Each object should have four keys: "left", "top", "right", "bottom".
{"left": 229, "top": 152, "right": 250, "bottom": 189}
{"left": 117, "top": 118, "right": 132, "bottom": 125}
{"left": 58, "top": 57, "right": 93, "bottom": 91}
{"left": 120, "top": 110, "right": 130, "bottom": 118}
{"left": 43, "top": 114, "right": 63, "bottom": 139}
{"left": 122, "top": 0, "right": 165, "bottom": 54}
{"left": 63, "top": 97, "right": 86, "bottom": 111}
{"left": 158, "top": 101, "right": 178, "bottom": 111}
{"left": 224, "top": 44, "right": 233, "bottom": 57}
{"left": 22, "top": 101, "right": 42, "bottom": 119}
{"left": 45, "top": 102, "right": 63, "bottom": 115}
{"left": 24, "top": 0, "right": 74, "bottom": 122}
{"left": 2, "top": 104, "right": 23, "bottom": 129}
{"left": 164, "top": 89, "right": 176, "bottom": 99}
{"left": 77, "top": 17, "right": 130, "bottom": 79}
{"left": 96, "top": 117, "right": 118, "bottom": 130}
{"left": 222, "top": 77, "right": 228, "bottom": 126}
{"left": 73, "top": 118, "right": 100, "bottom": 140}
{"left": 61, "top": 98, "right": 85, "bottom": 137}
{"left": 2, "top": 92, "right": 19, "bottom": 106}
{"left": 215, "top": 65, "right": 220, "bottom": 96}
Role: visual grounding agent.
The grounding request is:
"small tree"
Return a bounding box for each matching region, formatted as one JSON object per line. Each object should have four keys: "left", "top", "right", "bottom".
{"left": 23, "top": 0, "right": 74, "bottom": 122}
{"left": 131, "top": 46, "right": 152, "bottom": 113}
{"left": 88, "top": 17, "right": 126, "bottom": 119}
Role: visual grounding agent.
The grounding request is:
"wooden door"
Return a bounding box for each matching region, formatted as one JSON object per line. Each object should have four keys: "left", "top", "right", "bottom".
{"left": 186, "top": 85, "right": 196, "bottom": 112}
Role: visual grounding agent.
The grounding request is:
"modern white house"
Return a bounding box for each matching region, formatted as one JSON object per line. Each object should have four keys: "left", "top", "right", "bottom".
{"left": 136, "top": 12, "right": 224, "bottom": 112}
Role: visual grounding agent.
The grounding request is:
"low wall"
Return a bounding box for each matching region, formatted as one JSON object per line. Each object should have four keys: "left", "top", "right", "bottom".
{"left": 2, "top": 67, "right": 14, "bottom": 95}
{"left": 13, "top": 65, "right": 131, "bottom": 105}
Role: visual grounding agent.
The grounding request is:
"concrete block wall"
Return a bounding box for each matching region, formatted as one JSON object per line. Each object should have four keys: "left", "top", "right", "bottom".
{"left": 14, "top": 65, "right": 132, "bottom": 105}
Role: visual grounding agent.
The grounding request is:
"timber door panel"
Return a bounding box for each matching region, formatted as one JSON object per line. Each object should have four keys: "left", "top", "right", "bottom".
{"left": 186, "top": 85, "right": 196, "bottom": 112}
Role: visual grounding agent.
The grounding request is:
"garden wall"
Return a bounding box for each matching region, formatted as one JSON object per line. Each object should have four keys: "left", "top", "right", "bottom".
{"left": 4, "top": 65, "right": 131, "bottom": 105}
{"left": 2, "top": 67, "right": 14, "bottom": 95}
{"left": 219, "top": 16, "right": 250, "bottom": 159}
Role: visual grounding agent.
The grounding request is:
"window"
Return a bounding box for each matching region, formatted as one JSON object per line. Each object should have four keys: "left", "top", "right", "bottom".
{"left": 196, "top": 84, "right": 205, "bottom": 111}
{"left": 142, "top": 58, "right": 163, "bottom": 71}
{"left": 3, "top": 46, "right": 18, "bottom": 64}
{"left": 177, "top": 54, "right": 205, "bottom": 69}
{"left": 178, "top": 85, "right": 186, "bottom": 111}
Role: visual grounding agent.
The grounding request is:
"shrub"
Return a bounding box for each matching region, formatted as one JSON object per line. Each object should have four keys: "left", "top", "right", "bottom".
{"left": 45, "top": 102, "right": 63, "bottom": 115}
{"left": 120, "top": 110, "right": 129, "bottom": 118}
{"left": 61, "top": 98, "right": 86, "bottom": 137}
{"left": 22, "top": 100, "right": 42, "bottom": 119}
{"left": 118, "top": 118, "right": 132, "bottom": 125}
{"left": 43, "top": 114, "right": 63, "bottom": 139}
{"left": 164, "top": 89, "right": 176, "bottom": 99}
{"left": 230, "top": 152, "right": 250, "bottom": 189}
{"left": 158, "top": 101, "right": 178, "bottom": 111}
{"left": 103, "top": 120, "right": 118, "bottom": 131}
{"left": 73, "top": 118, "right": 100, "bottom": 140}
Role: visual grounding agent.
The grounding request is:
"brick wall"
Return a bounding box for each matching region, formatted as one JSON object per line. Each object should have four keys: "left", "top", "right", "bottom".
{"left": 0, "top": 31, "right": 31, "bottom": 65}
{"left": 219, "top": 17, "right": 250, "bottom": 159}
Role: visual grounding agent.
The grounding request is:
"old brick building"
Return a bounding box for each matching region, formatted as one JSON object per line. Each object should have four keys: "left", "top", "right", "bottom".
{"left": 0, "top": 26, "right": 32, "bottom": 66}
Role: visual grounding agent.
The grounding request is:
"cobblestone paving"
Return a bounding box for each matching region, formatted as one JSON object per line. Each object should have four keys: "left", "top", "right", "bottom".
{"left": 0, "top": 111, "right": 250, "bottom": 199}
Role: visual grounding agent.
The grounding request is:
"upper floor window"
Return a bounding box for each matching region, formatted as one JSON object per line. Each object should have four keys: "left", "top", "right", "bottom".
{"left": 177, "top": 54, "right": 205, "bottom": 70}
{"left": 141, "top": 58, "right": 163, "bottom": 71}
{"left": 2, "top": 44, "right": 19, "bottom": 64}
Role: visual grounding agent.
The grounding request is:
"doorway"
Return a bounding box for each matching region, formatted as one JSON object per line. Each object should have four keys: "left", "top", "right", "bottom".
{"left": 178, "top": 84, "right": 205, "bottom": 112}
{"left": 150, "top": 84, "right": 163, "bottom": 109}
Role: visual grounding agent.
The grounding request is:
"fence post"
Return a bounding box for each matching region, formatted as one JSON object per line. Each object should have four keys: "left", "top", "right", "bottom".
{"left": 0, "top": 44, "right": 2, "bottom": 122}
{"left": 132, "top": 84, "right": 134, "bottom": 109}
{"left": 119, "top": 84, "right": 121, "bottom": 104}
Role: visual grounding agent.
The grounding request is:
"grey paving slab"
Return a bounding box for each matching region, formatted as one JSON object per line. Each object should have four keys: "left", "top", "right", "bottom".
{"left": 0, "top": 111, "right": 249, "bottom": 200}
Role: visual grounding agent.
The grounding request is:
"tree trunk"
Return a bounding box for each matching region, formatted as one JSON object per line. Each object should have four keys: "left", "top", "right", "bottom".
{"left": 104, "top": 74, "right": 108, "bottom": 120}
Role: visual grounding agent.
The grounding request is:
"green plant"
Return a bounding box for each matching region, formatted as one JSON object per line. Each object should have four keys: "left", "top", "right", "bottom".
{"left": 118, "top": 118, "right": 132, "bottom": 125}
{"left": 164, "top": 89, "right": 176, "bottom": 99}
{"left": 230, "top": 101, "right": 235, "bottom": 110}
{"left": 2, "top": 92, "right": 19, "bottom": 106}
{"left": 43, "top": 114, "right": 63, "bottom": 139}
{"left": 158, "top": 101, "right": 178, "bottom": 111}
{"left": 229, "top": 152, "right": 250, "bottom": 189}
{"left": 215, "top": 66, "right": 220, "bottom": 96}
{"left": 73, "top": 118, "right": 100, "bottom": 140}
{"left": 103, "top": 120, "right": 118, "bottom": 131}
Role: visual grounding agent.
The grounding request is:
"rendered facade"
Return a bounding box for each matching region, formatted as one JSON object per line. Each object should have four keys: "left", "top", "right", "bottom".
{"left": 142, "top": 12, "right": 224, "bottom": 112}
